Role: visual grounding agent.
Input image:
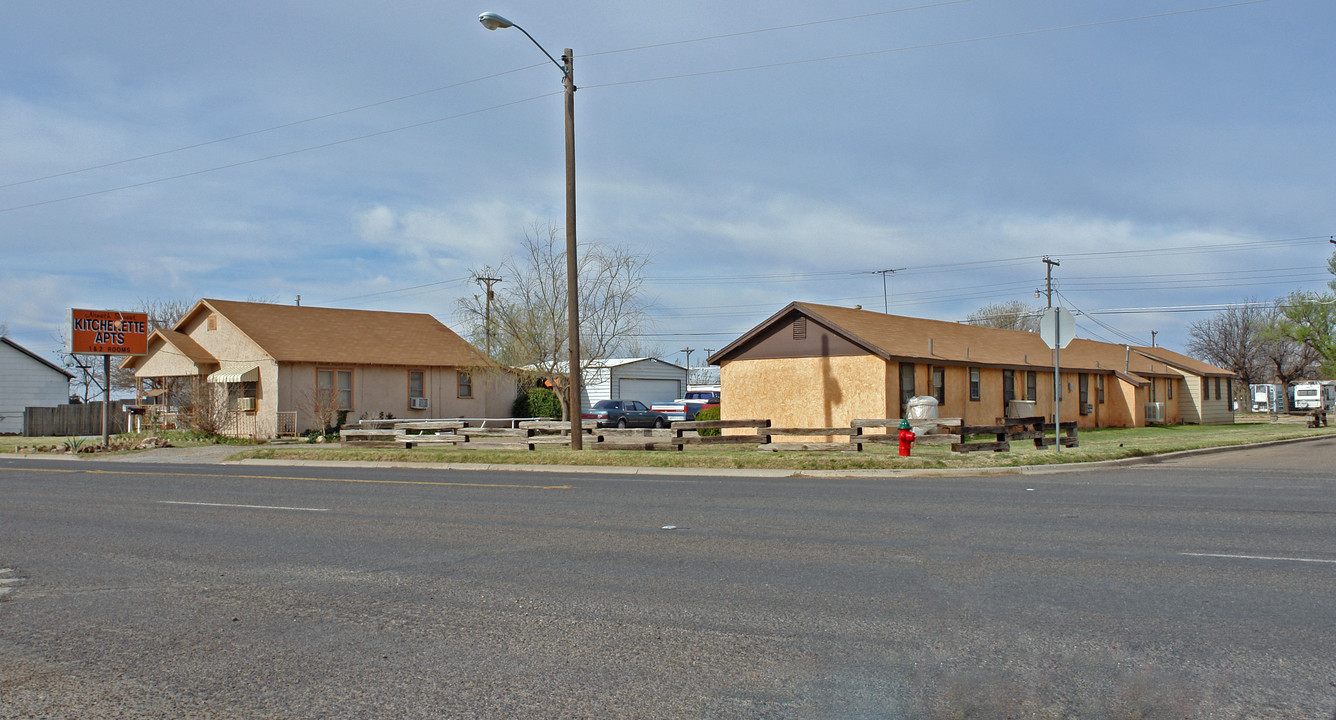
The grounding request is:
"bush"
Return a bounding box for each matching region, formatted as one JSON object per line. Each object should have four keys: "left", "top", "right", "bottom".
{"left": 694, "top": 406, "right": 721, "bottom": 436}
{"left": 513, "top": 387, "right": 562, "bottom": 419}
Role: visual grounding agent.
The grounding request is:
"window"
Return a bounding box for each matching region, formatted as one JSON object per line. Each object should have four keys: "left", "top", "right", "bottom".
{"left": 1202, "top": 377, "right": 1209, "bottom": 399}
{"left": 931, "top": 366, "right": 945, "bottom": 405}
{"left": 1002, "top": 370, "right": 1015, "bottom": 405}
{"left": 409, "top": 370, "right": 425, "bottom": 399}
{"left": 899, "top": 363, "right": 915, "bottom": 415}
{"left": 457, "top": 370, "right": 473, "bottom": 399}
{"left": 1167, "top": 379, "right": 1174, "bottom": 400}
{"left": 1227, "top": 378, "right": 1233, "bottom": 405}
{"left": 318, "top": 369, "right": 353, "bottom": 410}
{"left": 1148, "top": 378, "right": 1157, "bottom": 403}
{"left": 969, "top": 367, "right": 981, "bottom": 401}
{"left": 1026, "top": 371, "right": 1037, "bottom": 402}
{"left": 1214, "top": 377, "right": 1222, "bottom": 400}
{"left": 1097, "top": 374, "right": 1105, "bottom": 403}
{"left": 1079, "top": 373, "right": 1089, "bottom": 414}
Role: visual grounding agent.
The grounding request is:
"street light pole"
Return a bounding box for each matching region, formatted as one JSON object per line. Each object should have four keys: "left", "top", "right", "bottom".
{"left": 480, "top": 12, "right": 583, "bottom": 449}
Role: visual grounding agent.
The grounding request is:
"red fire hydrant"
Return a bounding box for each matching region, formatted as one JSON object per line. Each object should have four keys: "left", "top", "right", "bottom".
{"left": 897, "top": 418, "right": 916, "bottom": 457}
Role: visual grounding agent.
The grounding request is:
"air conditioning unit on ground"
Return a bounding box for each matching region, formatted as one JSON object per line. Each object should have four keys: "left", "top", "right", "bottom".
{"left": 410, "top": 397, "right": 430, "bottom": 410}
{"left": 1145, "top": 402, "right": 1165, "bottom": 424}
{"left": 1006, "top": 400, "right": 1037, "bottom": 418}
{"left": 235, "top": 397, "right": 256, "bottom": 412}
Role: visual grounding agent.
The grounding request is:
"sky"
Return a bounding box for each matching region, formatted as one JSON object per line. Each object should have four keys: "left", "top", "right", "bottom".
{"left": 3, "top": 0, "right": 1334, "bottom": 371}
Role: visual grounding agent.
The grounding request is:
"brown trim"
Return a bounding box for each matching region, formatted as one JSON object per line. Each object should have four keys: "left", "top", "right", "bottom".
{"left": 317, "top": 367, "right": 354, "bottom": 410}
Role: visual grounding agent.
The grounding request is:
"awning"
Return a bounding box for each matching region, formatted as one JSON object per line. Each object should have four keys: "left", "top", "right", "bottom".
{"left": 207, "top": 365, "right": 260, "bottom": 383}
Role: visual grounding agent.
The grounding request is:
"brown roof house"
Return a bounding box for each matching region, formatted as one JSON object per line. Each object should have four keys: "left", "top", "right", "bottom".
{"left": 708, "top": 302, "right": 1235, "bottom": 434}
{"left": 120, "top": 299, "right": 514, "bottom": 438}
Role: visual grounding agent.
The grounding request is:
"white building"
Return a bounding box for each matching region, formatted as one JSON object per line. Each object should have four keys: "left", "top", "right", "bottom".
{"left": 0, "top": 337, "right": 75, "bottom": 434}
{"left": 579, "top": 358, "right": 689, "bottom": 411}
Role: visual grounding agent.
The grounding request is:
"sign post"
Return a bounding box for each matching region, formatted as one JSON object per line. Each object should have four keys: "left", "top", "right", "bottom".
{"left": 1038, "top": 306, "right": 1075, "bottom": 452}
{"left": 68, "top": 309, "right": 149, "bottom": 448}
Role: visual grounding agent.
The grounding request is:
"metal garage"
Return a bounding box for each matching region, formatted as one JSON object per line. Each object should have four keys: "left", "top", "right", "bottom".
{"left": 578, "top": 358, "right": 688, "bottom": 412}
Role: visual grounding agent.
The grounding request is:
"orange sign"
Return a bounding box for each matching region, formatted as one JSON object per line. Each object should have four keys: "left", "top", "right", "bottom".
{"left": 69, "top": 308, "right": 149, "bottom": 355}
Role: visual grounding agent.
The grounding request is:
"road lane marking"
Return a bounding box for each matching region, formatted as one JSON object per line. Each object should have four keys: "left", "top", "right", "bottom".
{"left": 11, "top": 467, "right": 572, "bottom": 490}
{"left": 159, "top": 500, "right": 329, "bottom": 512}
{"left": 1179, "top": 552, "right": 1336, "bottom": 565}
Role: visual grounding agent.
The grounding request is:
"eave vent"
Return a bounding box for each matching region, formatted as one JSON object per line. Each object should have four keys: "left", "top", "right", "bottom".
{"left": 793, "top": 317, "right": 807, "bottom": 340}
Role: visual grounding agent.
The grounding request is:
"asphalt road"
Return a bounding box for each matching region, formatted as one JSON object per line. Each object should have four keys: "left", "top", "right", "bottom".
{"left": 2, "top": 439, "right": 1334, "bottom": 719}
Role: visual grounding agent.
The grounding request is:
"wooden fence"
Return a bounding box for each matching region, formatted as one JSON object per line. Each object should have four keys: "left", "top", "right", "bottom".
{"left": 23, "top": 401, "right": 131, "bottom": 437}
{"left": 340, "top": 415, "right": 1078, "bottom": 454}
{"left": 672, "top": 415, "right": 1077, "bottom": 453}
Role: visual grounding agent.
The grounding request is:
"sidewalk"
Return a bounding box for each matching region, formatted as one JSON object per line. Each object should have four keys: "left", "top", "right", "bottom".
{"left": 4, "top": 433, "right": 1331, "bottom": 477}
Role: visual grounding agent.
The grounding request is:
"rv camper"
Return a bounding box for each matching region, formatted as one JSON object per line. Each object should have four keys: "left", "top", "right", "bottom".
{"left": 1249, "top": 383, "right": 1285, "bottom": 413}
{"left": 1291, "top": 380, "right": 1336, "bottom": 411}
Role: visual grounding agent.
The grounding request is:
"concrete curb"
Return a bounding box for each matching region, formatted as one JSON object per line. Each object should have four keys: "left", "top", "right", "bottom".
{"left": 4, "top": 432, "right": 1332, "bottom": 478}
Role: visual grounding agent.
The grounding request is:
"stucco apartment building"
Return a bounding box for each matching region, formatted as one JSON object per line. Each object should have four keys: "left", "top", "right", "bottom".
{"left": 121, "top": 299, "right": 514, "bottom": 437}
{"left": 709, "top": 302, "right": 1235, "bottom": 431}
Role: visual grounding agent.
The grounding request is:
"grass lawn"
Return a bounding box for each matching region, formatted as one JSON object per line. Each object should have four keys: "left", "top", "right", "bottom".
{"left": 225, "top": 416, "right": 1333, "bottom": 471}
{"left": 0, "top": 430, "right": 257, "bottom": 454}
{"left": 5, "top": 413, "right": 1329, "bottom": 470}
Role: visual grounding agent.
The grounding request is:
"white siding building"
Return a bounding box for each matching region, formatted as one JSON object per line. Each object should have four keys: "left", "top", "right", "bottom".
{"left": 0, "top": 337, "right": 74, "bottom": 434}
{"left": 579, "top": 358, "right": 689, "bottom": 411}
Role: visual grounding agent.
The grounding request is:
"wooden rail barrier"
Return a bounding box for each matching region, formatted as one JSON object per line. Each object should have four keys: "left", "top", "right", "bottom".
{"left": 339, "top": 415, "right": 1078, "bottom": 454}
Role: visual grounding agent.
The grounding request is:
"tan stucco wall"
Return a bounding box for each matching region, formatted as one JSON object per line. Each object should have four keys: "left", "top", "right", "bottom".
{"left": 723, "top": 356, "right": 1161, "bottom": 433}
{"left": 721, "top": 355, "right": 889, "bottom": 439}
{"left": 283, "top": 364, "right": 516, "bottom": 432}
{"left": 133, "top": 306, "right": 519, "bottom": 436}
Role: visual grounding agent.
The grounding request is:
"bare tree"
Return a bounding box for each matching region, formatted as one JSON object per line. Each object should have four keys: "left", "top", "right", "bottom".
{"left": 1187, "top": 302, "right": 1267, "bottom": 390}
{"left": 1259, "top": 299, "right": 1323, "bottom": 386}
{"left": 456, "top": 222, "right": 651, "bottom": 420}
{"left": 178, "top": 377, "right": 239, "bottom": 436}
{"left": 112, "top": 298, "right": 195, "bottom": 393}
{"left": 304, "top": 387, "right": 341, "bottom": 434}
{"left": 1271, "top": 250, "right": 1336, "bottom": 378}
{"left": 965, "top": 300, "right": 1043, "bottom": 332}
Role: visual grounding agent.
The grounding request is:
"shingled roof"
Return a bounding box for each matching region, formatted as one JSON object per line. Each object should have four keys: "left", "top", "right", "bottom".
{"left": 180, "top": 299, "right": 494, "bottom": 368}
{"left": 710, "top": 302, "right": 1231, "bottom": 380}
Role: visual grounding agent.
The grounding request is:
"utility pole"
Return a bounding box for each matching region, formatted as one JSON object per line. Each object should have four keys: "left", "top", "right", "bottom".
{"left": 871, "top": 268, "right": 906, "bottom": 313}
{"left": 1042, "top": 256, "right": 1060, "bottom": 308}
{"left": 474, "top": 274, "right": 503, "bottom": 357}
{"left": 679, "top": 347, "right": 695, "bottom": 374}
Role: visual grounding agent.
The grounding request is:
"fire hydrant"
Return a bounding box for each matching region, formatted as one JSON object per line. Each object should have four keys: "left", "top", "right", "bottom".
{"left": 897, "top": 418, "right": 916, "bottom": 457}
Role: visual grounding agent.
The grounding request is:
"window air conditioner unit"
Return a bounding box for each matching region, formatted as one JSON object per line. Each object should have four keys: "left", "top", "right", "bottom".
{"left": 410, "top": 397, "right": 430, "bottom": 410}
{"left": 235, "top": 397, "right": 256, "bottom": 412}
{"left": 1145, "top": 402, "right": 1165, "bottom": 424}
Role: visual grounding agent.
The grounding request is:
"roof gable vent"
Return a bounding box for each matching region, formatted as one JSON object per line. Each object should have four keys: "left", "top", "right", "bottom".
{"left": 793, "top": 317, "right": 807, "bottom": 341}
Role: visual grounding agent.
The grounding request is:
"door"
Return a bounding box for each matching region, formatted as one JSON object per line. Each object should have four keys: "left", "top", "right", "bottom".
{"left": 899, "top": 363, "right": 915, "bottom": 417}
{"left": 619, "top": 378, "right": 682, "bottom": 405}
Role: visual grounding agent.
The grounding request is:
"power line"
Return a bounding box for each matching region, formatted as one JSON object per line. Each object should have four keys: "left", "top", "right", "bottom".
{"left": 0, "top": 65, "right": 549, "bottom": 192}
{"left": 2, "top": 3, "right": 971, "bottom": 191}
{"left": 0, "top": 94, "right": 557, "bottom": 214}
{"left": 583, "top": 1, "right": 1274, "bottom": 91}
{"left": 1, "top": 1, "right": 1277, "bottom": 213}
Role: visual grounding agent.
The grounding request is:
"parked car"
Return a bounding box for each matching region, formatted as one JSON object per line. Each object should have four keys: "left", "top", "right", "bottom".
{"left": 581, "top": 399, "right": 670, "bottom": 428}
{"left": 650, "top": 391, "right": 722, "bottom": 422}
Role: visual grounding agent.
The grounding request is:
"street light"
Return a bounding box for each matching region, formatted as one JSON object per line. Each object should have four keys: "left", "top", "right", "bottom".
{"left": 479, "top": 11, "right": 584, "bottom": 450}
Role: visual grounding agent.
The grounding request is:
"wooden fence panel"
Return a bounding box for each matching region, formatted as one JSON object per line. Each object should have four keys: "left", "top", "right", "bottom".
{"left": 23, "top": 401, "right": 130, "bottom": 437}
